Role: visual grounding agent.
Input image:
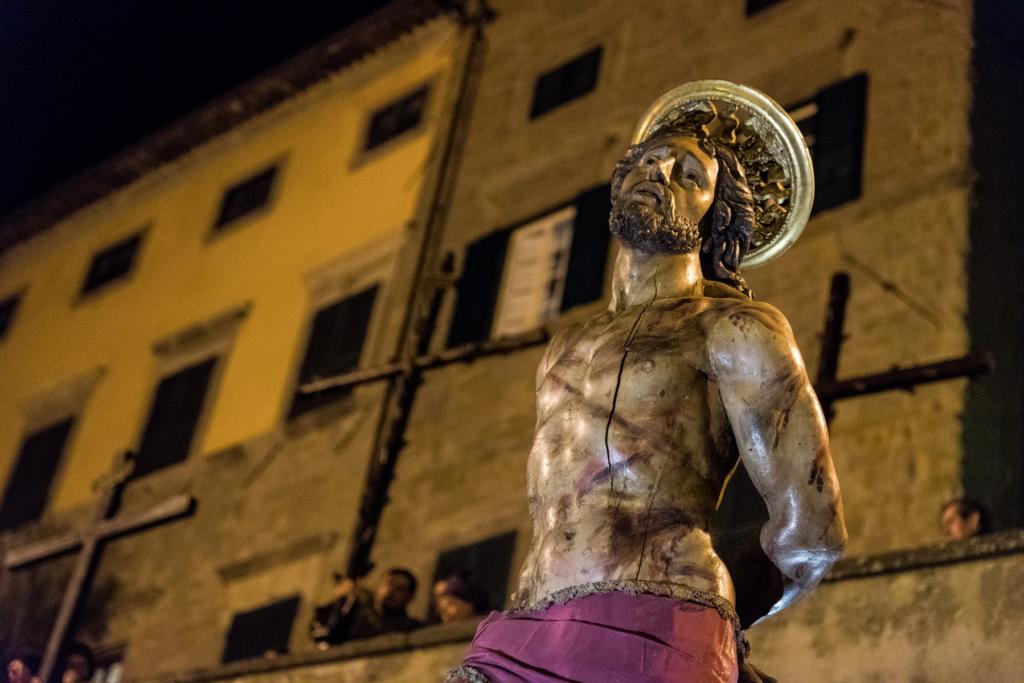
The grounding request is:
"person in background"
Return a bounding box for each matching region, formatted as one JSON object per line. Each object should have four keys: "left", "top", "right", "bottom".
{"left": 435, "top": 571, "right": 486, "bottom": 623}
{"left": 6, "top": 642, "right": 93, "bottom": 683}
{"left": 6, "top": 655, "right": 41, "bottom": 683}
{"left": 311, "top": 567, "right": 421, "bottom": 646}
{"left": 941, "top": 497, "right": 991, "bottom": 541}
{"left": 60, "top": 643, "right": 95, "bottom": 683}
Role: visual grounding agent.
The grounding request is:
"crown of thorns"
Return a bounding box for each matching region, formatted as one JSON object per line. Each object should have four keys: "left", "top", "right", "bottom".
{"left": 646, "top": 101, "right": 791, "bottom": 252}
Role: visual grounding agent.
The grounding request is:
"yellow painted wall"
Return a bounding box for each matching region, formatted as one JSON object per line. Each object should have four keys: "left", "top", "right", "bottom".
{"left": 0, "top": 19, "right": 459, "bottom": 513}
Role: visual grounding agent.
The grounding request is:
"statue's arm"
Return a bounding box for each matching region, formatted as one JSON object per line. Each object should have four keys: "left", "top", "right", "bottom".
{"left": 708, "top": 302, "right": 847, "bottom": 619}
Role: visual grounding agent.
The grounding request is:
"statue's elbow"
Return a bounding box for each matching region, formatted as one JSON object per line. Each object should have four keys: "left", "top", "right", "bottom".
{"left": 828, "top": 514, "right": 849, "bottom": 556}
{"left": 815, "top": 523, "right": 848, "bottom": 574}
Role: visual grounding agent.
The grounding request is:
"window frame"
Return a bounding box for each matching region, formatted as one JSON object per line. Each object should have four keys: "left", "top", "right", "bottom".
{"left": 528, "top": 45, "right": 604, "bottom": 120}
{"left": 446, "top": 184, "right": 612, "bottom": 348}
{"left": 286, "top": 233, "right": 404, "bottom": 424}
{"left": 132, "top": 305, "right": 249, "bottom": 479}
{"left": 78, "top": 228, "right": 147, "bottom": 300}
{"left": 0, "top": 366, "right": 104, "bottom": 530}
{"left": 208, "top": 155, "right": 288, "bottom": 240}
{"left": 221, "top": 594, "right": 302, "bottom": 664}
{"left": 785, "top": 73, "right": 868, "bottom": 216}
{"left": 0, "top": 291, "right": 23, "bottom": 341}
{"left": 349, "top": 79, "right": 436, "bottom": 169}
{"left": 745, "top": 0, "right": 786, "bottom": 16}
{"left": 431, "top": 530, "right": 518, "bottom": 615}
{"left": 0, "top": 416, "right": 77, "bottom": 532}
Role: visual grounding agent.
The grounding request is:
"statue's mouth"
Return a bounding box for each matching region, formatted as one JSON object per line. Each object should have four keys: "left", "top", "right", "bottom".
{"left": 629, "top": 182, "right": 673, "bottom": 218}
{"left": 631, "top": 181, "right": 668, "bottom": 205}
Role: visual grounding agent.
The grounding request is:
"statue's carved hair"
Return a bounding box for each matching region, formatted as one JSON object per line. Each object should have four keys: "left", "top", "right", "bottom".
{"left": 611, "top": 127, "right": 756, "bottom": 298}
{"left": 699, "top": 139, "right": 755, "bottom": 298}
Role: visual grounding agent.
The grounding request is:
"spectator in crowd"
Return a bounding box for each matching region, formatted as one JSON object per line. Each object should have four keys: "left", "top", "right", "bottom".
{"left": 311, "top": 567, "right": 422, "bottom": 646}
{"left": 435, "top": 571, "right": 486, "bottom": 623}
{"left": 6, "top": 643, "right": 93, "bottom": 683}
{"left": 941, "top": 497, "right": 991, "bottom": 541}
{"left": 60, "top": 643, "right": 95, "bottom": 683}
{"left": 7, "top": 655, "right": 41, "bottom": 683}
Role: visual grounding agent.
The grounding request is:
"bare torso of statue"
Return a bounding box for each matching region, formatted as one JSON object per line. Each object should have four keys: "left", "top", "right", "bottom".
{"left": 511, "top": 133, "right": 846, "bottom": 621}
{"left": 450, "top": 82, "right": 846, "bottom": 683}
{"left": 516, "top": 292, "right": 746, "bottom": 607}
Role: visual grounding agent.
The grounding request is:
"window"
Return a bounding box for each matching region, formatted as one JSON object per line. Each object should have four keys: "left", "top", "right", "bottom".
{"left": 222, "top": 595, "right": 300, "bottom": 663}
{"left": 134, "top": 357, "right": 217, "bottom": 478}
{"left": 432, "top": 531, "right": 517, "bottom": 614}
{"left": 447, "top": 184, "right": 611, "bottom": 347}
{"left": 0, "top": 294, "right": 20, "bottom": 339}
{"left": 491, "top": 206, "right": 575, "bottom": 339}
{"left": 215, "top": 165, "right": 278, "bottom": 229}
{"left": 290, "top": 285, "right": 378, "bottom": 417}
{"left": 530, "top": 46, "right": 602, "bottom": 119}
{"left": 82, "top": 232, "right": 142, "bottom": 294}
{"left": 746, "top": 0, "right": 785, "bottom": 15}
{"left": 365, "top": 85, "right": 430, "bottom": 151}
{"left": 89, "top": 648, "right": 125, "bottom": 683}
{"left": 0, "top": 418, "right": 74, "bottom": 531}
{"left": 788, "top": 74, "right": 868, "bottom": 214}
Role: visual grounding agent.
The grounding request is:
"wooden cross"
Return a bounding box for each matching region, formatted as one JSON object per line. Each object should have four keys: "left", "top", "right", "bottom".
{"left": 3, "top": 451, "right": 195, "bottom": 682}
{"left": 812, "top": 272, "right": 991, "bottom": 423}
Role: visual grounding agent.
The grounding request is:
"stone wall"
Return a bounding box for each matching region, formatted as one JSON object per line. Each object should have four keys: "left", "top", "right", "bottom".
{"left": 376, "top": 0, "right": 977, "bottom": 628}
{"left": 133, "top": 535, "right": 1024, "bottom": 683}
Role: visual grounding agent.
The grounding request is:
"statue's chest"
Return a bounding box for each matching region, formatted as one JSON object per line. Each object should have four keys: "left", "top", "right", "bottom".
{"left": 560, "top": 305, "right": 712, "bottom": 403}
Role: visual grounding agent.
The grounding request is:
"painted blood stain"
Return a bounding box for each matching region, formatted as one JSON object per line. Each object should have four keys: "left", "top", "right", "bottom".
{"left": 807, "top": 445, "right": 828, "bottom": 492}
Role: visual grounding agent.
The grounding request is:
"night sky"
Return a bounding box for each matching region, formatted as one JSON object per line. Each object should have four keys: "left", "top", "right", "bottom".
{"left": 0, "top": 1, "right": 395, "bottom": 218}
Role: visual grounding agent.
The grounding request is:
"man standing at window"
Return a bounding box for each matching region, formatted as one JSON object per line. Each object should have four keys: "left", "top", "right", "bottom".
{"left": 311, "top": 567, "right": 421, "bottom": 646}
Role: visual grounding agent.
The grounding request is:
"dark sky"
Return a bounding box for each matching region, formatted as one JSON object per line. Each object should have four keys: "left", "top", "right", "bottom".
{"left": 0, "top": 0, "right": 395, "bottom": 217}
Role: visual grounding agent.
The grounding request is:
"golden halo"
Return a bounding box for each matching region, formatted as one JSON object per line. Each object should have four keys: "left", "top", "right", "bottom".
{"left": 632, "top": 80, "right": 814, "bottom": 269}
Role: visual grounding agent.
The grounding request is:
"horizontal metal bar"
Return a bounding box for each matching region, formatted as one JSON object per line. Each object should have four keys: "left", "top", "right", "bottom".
{"left": 299, "top": 328, "right": 549, "bottom": 394}
{"left": 816, "top": 352, "right": 991, "bottom": 402}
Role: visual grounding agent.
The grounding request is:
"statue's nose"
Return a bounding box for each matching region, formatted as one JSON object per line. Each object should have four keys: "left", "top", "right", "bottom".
{"left": 644, "top": 154, "right": 674, "bottom": 184}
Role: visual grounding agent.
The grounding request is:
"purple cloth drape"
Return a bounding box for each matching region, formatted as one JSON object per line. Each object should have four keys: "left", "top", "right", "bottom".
{"left": 449, "top": 590, "right": 739, "bottom": 682}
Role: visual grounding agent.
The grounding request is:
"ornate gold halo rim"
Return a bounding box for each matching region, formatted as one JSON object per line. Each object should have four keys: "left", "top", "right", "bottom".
{"left": 631, "top": 80, "right": 814, "bottom": 269}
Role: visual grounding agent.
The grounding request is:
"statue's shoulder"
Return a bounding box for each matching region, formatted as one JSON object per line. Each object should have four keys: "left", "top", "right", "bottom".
{"left": 698, "top": 282, "right": 787, "bottom": 327}
{"left": 703, "top": 294, "right": 796, "bottom": 360}
{"left": 536, "top": 319, "right": 590, "bottom": 382}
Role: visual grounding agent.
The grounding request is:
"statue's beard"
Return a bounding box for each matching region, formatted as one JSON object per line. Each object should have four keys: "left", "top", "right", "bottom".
{"left": 609, "top": 198, "right": 701, "bottom": 254}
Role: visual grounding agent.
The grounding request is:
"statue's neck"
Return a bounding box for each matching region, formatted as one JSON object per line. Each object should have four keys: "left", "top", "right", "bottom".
{"left": 608, "top": 245, "right": 704, "bottom": 312}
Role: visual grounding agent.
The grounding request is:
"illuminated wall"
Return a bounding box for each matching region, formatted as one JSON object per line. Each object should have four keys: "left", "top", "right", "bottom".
{"left": 0, "top": 19, "right": 458, "bottom": 516}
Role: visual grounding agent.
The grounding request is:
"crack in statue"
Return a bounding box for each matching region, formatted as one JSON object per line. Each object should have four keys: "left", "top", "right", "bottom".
{"left": 448, "top": 82, "right": 846, "bottom": 683}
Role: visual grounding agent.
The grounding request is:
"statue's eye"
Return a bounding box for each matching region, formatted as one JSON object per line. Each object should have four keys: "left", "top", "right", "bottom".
{"left": 683, "top": 171, "right": 701, "bottom": 186}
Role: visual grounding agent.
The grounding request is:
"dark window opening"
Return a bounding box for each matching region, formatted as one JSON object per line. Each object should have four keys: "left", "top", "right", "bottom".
{"left": 432, "top": 530, "right": 516, "bottom": 617}
{"left": 530, "top": 47, "right": 602, "bottom": 119}
{"left": 290, "top": 285, "right": 378, "bottom": 417}
{"left": 0, "top": 418, "right": 74, "bottom": 531}
{"left": 89, "top": 646, "right": 125, "bottom": 683}
{"left": 82, "top": 232, "right": 143, "bottom": 294}
{"left": 447, "top": 184, "right": 611, "bottom": 347}
{"left": 215, "top": 165, "right": 278, "bottom": 229}
{"left": 746, "top": 0, "right": 785, "bottom": 15}
{"left": 788, "top": 74, "right": 868, "bottom": 214}
{"left": 365, "top": 86, "right": 430, "bottom": 151}
{"left": 222, "top": 595, "right": 300, "bottom": 663}
{"left": 0, "top": 295, "right": 20, "bottom": 339}
{"left": 135, "top": 357, "right": 217, "bottom": 478}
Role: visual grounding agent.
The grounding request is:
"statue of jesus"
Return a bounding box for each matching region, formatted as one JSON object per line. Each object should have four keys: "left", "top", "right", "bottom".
{"left": 447, "top": 81, "right": 846, "bottom": 683}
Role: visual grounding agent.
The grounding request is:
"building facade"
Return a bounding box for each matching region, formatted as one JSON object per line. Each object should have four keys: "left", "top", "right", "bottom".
{"left": 0, "top": 3, "right": 470, "bottom": 676}
{"left": 2, "top": 1, "right": 1022, "bottom": 681}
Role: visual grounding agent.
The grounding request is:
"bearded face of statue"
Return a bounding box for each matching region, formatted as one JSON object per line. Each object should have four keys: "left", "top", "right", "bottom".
{"left": 610, "top": 134, "right": 719, "bottom": 255}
